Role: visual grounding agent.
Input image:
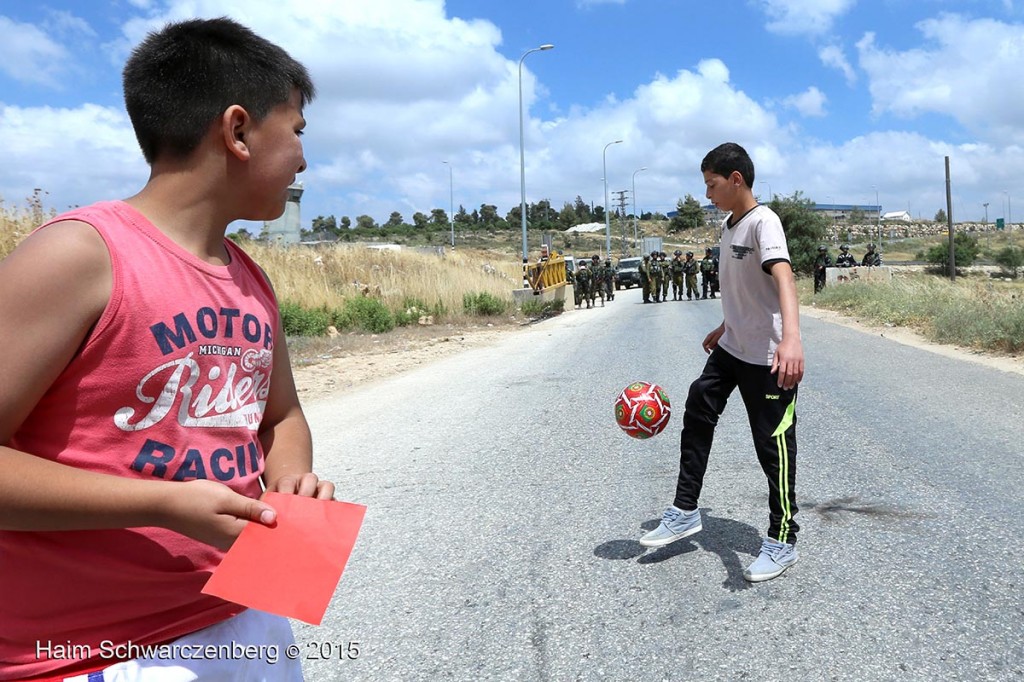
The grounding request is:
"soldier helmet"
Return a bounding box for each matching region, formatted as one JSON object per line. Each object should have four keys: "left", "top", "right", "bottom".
{"left": 686, "top": 251, "right": 693, "bottom": 257}
{"left": 674, "top": 249, "right": 682, "bottom": 256}
{"left": 643, "top": 254, "right": 650, "bottom": 259}
{"left": 649, "top": 252, "right": 657, "bottom": 258}
{"left": 705, "top": 247, "right": 713, "bottom": 254}
{"left": 867, "top": 243, "right": 876, "bottom": 250}
{"left": 840, "top": 244, "right": 849, "bottom": 251}
{"left": 818, "top": 245, "right": 827, "bottom": 252}
{"left": 604, "top": 259, "right": 611, "bottom": 266}
{"left": 591, "top": 254, "right": 600, "bottom": 261}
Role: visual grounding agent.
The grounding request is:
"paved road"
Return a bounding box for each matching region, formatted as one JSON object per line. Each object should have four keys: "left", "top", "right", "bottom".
{"left": 294, "top": 286, "right": 1024, "bottom": 681}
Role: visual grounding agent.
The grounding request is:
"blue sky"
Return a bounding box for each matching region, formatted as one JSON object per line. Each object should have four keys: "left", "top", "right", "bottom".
{"left": 3, "top": 0, "right": 1024, "bottom": 230}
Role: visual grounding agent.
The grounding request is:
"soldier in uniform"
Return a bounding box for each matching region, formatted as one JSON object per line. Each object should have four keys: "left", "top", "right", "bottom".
{"left": 699, "top": 247, "right": 718, "bottom": 299}
{"left": 813, "top": 244, "right": 832, "bottom": 293}
{"left": 639, "top": 254, "right": 653, "bottom": 303}
{"left": 574, "top": 261, "right": 592, "bottom": 308}
{"left": 670, "top": 250, "right": 685, "bottom": 300}
{"left": 602, "top": 259, "right": 615, "bottom": 301}
{"left": 862, "top": 243, "right": 881, "bottom": 266}
{"left": 835, "top": 244, "right": 856, "bottom": 267}
{"left": 650, "top": 251, "right": 664, "bottom": 302}
{"left": 658, "top": 252, "right": 671, "bottom": 302}
{"left": 589, "top": 255, "right": 605, "bottom": 307}
{"left": 683, "top": 251, "right": 699, "bottom": 300}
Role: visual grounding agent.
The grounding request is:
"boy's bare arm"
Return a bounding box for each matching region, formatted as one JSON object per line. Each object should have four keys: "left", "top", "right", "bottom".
{"left": 768, "top": 261, "right": 804, "bottom": 389}
{"left": 702, "top": 321, "right": 726, "bottom": 354}
{"left": 259, "top": 313, "right": 335, "bottom": 499}
{"left": 0, "top": 222, "right": 109, "bottom": 440}
{"left": 0, "top": 222, "right": 275, "bottom": 548}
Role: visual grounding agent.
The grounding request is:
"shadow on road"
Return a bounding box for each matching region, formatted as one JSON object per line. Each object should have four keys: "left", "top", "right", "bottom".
{"left": 593, "top": 509, "right": 762, "bottom": 592}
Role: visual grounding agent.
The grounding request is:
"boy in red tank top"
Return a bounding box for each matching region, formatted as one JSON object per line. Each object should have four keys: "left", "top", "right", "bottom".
{"left": 0, "top": 18, "right": 334, "bottom": 681}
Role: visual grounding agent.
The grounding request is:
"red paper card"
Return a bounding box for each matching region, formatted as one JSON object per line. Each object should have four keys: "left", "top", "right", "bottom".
{"left": 202, "top": 492, "right": 366, "bottom": 625}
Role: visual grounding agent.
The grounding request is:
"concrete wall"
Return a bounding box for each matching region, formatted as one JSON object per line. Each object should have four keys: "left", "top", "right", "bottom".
{"left": 512, "top": 283, "right": 571, "bottom": 308}
{"left": 825, "top": 265, "right": 894, "bottom": 285}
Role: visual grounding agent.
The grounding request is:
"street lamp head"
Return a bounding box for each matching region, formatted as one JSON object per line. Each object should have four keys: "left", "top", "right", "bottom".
{"left": 539, "top": 44, "right": 554, "bottom": 51}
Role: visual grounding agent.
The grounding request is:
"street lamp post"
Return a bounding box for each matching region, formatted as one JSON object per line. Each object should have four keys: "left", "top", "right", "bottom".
{"left": 603, "top": 139, "right": 623, "bottom": 256}
{"left": 872, "top": 185, "right": 880, "bottom": 245}
{"left": 518, "top": 43, "right": 554, "bottom": 282}
{"left": 983, "top": 201, "right": 990, "bottom": 247}
{"left": 632, "top": 166, "right": 647, "bottom": 249}
{"left": 442, "top": 161, "right": 454, "bottom": 248}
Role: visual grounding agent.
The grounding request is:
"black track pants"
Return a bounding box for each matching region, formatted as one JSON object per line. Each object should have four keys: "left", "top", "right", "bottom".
{"left": 672, "top": 347, "right": 800, "bottom": 545}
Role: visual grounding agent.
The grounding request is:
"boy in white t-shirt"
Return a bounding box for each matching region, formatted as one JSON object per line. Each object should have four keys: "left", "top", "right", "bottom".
{"left": 639, "top": 142, "right": 805, "bottom": 583}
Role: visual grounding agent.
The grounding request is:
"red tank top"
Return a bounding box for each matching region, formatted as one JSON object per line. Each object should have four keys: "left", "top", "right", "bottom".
{"left": 0, "top": 201, "right": 278, "bottom": 679}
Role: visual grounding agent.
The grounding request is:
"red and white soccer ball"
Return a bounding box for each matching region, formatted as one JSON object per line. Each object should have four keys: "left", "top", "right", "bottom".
{"left": 614, "top": 381, "right": 671, "bottom": 439}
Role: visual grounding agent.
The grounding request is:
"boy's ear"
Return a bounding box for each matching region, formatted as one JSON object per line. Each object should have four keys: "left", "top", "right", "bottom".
{"left": 729, "top": 170, "right": 745, "bottom": 188}
{"left": 222, "top": 105, "right": 252, "bottom": 161}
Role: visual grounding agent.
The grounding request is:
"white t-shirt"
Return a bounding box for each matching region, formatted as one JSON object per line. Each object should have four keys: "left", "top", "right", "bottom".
{"left": 717, "top": 204, "right": 791, "bottom": 365}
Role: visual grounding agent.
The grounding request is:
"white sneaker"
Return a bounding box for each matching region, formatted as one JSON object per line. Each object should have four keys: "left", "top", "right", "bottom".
{"left": 639, "top": 506, "right": 702, "bottom": 548}
{"left": 743, "top": 538, "right": 798, "bottom": 582}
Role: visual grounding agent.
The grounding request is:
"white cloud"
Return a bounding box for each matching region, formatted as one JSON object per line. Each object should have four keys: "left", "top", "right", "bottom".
{"left": 759, "top": 0, "right": 856, "bottom": 37}
{"left": 43, "top": 9, "right": 98, "bottom": 39}
{"left": 0, "top": 16, "right": 70, "bottom": 88}
{"left": 782, "top": 86, "right": 827, "bottom": 117}
{"left": 0, "top": 103, "right": 147, "bottom": 208}
{"left": 3, "top": 0, "right": 1020, "bottom": 227}
{"left": 819, "top": 44, "right": 856, "bottom": 85}
{"left": 858, "top": 15, "right": 1024, "bottom": 144}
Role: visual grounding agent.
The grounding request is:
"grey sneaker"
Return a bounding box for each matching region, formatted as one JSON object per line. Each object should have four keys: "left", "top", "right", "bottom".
{"left": 743, "top": 538, "right": 798, "bottom": 582}
{"left": 639, "top": 506, "right": 702, "bottom": 548}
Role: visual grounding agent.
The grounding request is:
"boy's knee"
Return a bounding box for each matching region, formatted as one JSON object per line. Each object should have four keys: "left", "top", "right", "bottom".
{"left": 683, "top": 382, "right": 722, "bottom": 425}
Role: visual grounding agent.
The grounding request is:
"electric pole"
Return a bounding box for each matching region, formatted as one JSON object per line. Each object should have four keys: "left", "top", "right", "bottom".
{"left": 613, "top": 190, "right": 629, "bottom": 256}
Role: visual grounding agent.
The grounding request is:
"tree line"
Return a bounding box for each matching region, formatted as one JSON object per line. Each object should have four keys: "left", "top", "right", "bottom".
{"left": 299, "top": 194, "right": 711, "bottom": 241}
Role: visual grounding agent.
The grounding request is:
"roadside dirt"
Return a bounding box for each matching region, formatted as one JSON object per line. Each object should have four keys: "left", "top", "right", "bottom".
{"left": 291, "top": 307, "right": 1024, "bottom": 404}
{"left": 289, "top": 320, "right": 523, "bottom": 402}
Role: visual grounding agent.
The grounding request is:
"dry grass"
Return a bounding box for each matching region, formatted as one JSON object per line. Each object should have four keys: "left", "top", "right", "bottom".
{"left": 0, "top": 190, "right": 56, "bottom": 259}
{"left": 809, "top": 272, "right": 1024, "bottom": 354}
{"left": 1, "top": 196, "right": 524, "bottom": 326}
{"left": 245, "top": 241, "right": 522, "bottom": 321}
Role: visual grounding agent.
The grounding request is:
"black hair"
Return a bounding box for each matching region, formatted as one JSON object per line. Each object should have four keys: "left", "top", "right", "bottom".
{"left": 700, "top": 142, "right": 755, "bottom": 189}
{"left": 123, "top": 17, "right": 315, "bottom": 164}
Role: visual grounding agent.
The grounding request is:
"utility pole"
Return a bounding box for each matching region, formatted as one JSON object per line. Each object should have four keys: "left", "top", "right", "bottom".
{"left": 613, "top": 190, "right": 629, "bottom": 257}
{"left": 945, "top": 156, "right": 955, "bottom": 282}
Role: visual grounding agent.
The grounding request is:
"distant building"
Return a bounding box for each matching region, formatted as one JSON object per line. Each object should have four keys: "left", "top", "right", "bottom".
{"left": 669, "top": 202, "right": 885, "bottom": 225}
{"left": 264, "top": 182, "right": 303, "bottom": 245}
{"left": 666, "top": 205, "right": 727, "bottom": 227}
{"left": 812, "top": 203, "right": 882, "bottom": 222}
{"left": 881, "top": 210, "right": 912, "bottom": 223}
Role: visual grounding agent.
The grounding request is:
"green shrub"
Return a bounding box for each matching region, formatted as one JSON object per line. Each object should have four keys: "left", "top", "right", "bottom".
{"left": 334, "top": 296, "right": 395, "bottom": 333}
{"left": 463, "top": 291, "right": 508, "bottom": 316}
{"left": 924, "top": 233, "right": 980, "bottom": 272}
{"left": 520, "top": 298, "right": 565, "bottom": 317}
{"left": 994, "top": 246, "right": 1024, "bottom": 277}
{"left": 279, "top": 300, "right": 331, "bottom": 337}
